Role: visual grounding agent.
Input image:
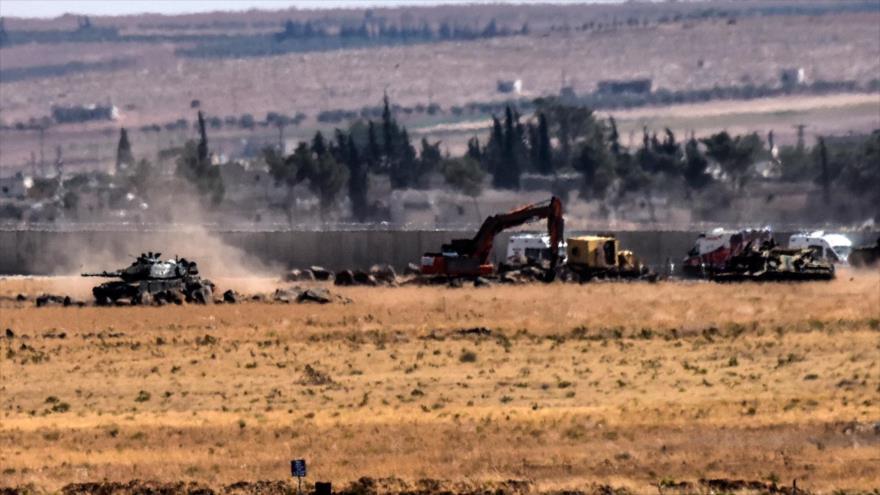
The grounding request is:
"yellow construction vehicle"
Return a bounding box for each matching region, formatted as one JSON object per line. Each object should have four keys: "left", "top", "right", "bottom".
{"left": 565, "top": 235, "right": 649, "bottom": 281}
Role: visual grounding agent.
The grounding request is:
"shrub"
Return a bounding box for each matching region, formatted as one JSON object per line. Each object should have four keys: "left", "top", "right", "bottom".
{"left": 459, "top": 350, "right": 478, "bottom": 363}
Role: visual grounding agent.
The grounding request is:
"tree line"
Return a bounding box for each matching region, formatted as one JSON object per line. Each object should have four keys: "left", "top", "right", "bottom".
{"left": 115, "top": 97, "right": 879, "bottom": 223}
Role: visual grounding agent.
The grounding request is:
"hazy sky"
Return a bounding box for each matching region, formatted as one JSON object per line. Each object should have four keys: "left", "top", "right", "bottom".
{"left": 1, "top": 0, "right": 620, "bottom": 19}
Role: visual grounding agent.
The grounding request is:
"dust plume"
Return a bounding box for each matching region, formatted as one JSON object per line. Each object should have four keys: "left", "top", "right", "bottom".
{"left": 34, "top": 193, "right": 283, "bottom": 280}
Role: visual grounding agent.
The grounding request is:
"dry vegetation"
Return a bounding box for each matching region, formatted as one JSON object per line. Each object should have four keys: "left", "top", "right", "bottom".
{"left": 1, "top": 271, "right": 878, "bottom": 493}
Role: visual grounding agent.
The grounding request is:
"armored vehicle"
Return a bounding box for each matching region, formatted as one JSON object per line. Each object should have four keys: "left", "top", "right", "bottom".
{"left": 849, "top": 237, "right": 880, "bottom": 268}
{"left": 711, "top": 243, "right": 835, "bottom": 282}
{"left": 83, "top": 252, "right": 213, "bottom": 305}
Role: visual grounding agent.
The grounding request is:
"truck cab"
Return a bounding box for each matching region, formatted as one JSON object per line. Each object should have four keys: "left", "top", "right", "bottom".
{"left": 506, "top": 233, "right": 566, "bottom": 266}
{"left": 788, "top": 231, "right": 852, "bottom": 263}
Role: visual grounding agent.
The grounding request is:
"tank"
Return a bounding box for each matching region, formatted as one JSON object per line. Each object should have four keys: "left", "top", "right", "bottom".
{"left": 82, "top": 252, "right": 214, "bottom": 305}
{"left": 711, "top": 243, "right": 835, "bottom": 282}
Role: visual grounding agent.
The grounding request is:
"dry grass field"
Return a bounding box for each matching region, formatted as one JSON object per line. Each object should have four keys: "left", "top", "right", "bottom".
{"left": 1, "top": 271, "right": 879, "bottom": 493}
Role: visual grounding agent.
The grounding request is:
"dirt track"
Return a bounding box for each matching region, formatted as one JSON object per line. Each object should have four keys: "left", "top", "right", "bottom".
{"left": 1, "top": 272, "right": 879, "bottom": 493}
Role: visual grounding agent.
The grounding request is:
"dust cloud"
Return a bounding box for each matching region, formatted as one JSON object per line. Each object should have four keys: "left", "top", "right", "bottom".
{"left": 37, "top": 194, "right": 284, "bottom": 280}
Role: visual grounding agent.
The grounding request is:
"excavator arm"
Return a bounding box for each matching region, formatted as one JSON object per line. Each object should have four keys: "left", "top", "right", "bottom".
{"left": 422, "top": 196, "right": 564, "bottom": 278}
{"left": 470, "top": 196, "right": 564, "bottom": 265}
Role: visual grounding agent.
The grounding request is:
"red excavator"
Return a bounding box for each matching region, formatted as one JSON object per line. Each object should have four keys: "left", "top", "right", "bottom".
{"left": 420, "top": 196, "right": 564, "bottom": 280}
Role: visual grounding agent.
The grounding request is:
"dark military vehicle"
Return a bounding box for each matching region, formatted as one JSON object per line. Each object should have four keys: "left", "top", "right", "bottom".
{"left": 711, "top": 243, "right": 835, "bottom": 282}
{"left": 849, "top": 237, "right": 880, "bottom": 268}
{"left": 83, "top": 252, "right": 213, "bottom": 305}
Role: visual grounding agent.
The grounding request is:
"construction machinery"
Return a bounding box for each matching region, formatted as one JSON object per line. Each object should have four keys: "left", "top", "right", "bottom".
{"left": 711, "top": 242, "right": 835, "bottom": 282}
{"left": 682, "top": 228, "right": 773, "bottom": 278}
{"left": 565, "top": 235, "right": 650, "bottom": 281}
{"left": 83, "top": 252, "right": 214, "bottom": 305}
{"left": 420, "top": 197, "right": 564, "bottom": 280}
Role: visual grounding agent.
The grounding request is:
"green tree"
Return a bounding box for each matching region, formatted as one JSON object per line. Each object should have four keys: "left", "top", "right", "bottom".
{"left": 297, "top": 145, "right": 349, "bottom": 218}
{"left": 127, "top": 158, "right": 154, "bottom": 199}
{"left": 534, "top": 97, "right": 603, "bottom": 168}
{"left": 816, "top": 137, "right": 831, "bottom": 205}
{"left": 366, "top": 120, "right": 381, "bottom": 172}
{"left": 778, "top": 144, "right": 812, "bottom": 180}
{"left": 116, "top": 127, "right": 134, "bottom": 173}
{"left": 484, "top": 116, "right": 504, "bottom": 183}
{"left": 345, "top": 134, "right": 369, "bottom": 221}
{"left": 382, "top": 94, "right": 395, "bottom": 159}
{"left": 416, "top": 137, "right": 442, "bottom": 189}
{"left": 176, "top": 140, "right": 224, "bottom": 204}
{"left": 650, "top": 129, "right": 683, "bottom": 177}
{"left": 702, "top": 131, "right": 763, "bottom": 190}
{"left": 535, "top": 112, "right": 553, "bottom": 175}
{"left": 466, "top": 136, "right": 482, "bottom": 162}
{"left": 263, "top": 145, "right": 300, "bottom": 225}
{"left": 387, "top": 127, "right": 417, "bottom": 189}
{"left": 838, "top": 130, "right": 880, "bottom": 220}
{"left": 441, "top": 156, "right": 485, "bottom": 198}
{"left": 499, "top": 106, "right": 525, "bottom": 189}
{"left": 573, "top": 126, "right": 615, "bottom": 199}
{"left": 683, "top": 136, "right": 712, "bottom": 193}
{"left": 176, "top": 113, "right": 222, "bottom": 205}
{"left": 311, "top": 131, "right": 327, "bottom": 157}
{"left": 608, "top": 117, "right": 622, "bottom": 158}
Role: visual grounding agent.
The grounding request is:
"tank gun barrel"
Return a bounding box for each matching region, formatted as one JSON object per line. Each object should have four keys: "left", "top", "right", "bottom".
{"left": 81, "top": 271, "right": 122, "bottom": 278}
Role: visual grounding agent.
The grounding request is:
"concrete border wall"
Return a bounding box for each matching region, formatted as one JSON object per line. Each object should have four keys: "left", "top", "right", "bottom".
{"left": 1, "top": 228, "right": 876, "bottom": 276}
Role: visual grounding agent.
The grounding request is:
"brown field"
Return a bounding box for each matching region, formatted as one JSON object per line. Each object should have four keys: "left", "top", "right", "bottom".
{"left": 2, "top": 5, "right": 880, "bottom": 173}
{"left": 1, "top": 271, "right": 879, "bottom": 493}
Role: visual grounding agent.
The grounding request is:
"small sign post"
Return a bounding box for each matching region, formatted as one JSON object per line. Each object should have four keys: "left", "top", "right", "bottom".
{"left": 290, "top": 459, "right": 307, "bottom": 495}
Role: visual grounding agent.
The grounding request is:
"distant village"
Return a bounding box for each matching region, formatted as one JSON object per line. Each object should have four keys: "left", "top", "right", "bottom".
{"left": 1, "top": 68, "right": 878, "bottom": 229}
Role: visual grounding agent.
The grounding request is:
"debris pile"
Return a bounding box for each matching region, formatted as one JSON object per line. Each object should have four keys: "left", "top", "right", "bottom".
{"left": 35, "top": 294, "right": 85, "bottom": 307}
{"left": 285, "top": 264, "right": 401, "bottom": 287}
{"left": 272, "top": 286, "right": 350, "bottom": 304}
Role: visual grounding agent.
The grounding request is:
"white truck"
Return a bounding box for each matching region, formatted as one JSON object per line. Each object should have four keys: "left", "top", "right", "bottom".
{"left": 788, "top": 231, "right": 852, "bottom": 263}
{"left": 505, "top": 233, "right": 566, "bottom": 266}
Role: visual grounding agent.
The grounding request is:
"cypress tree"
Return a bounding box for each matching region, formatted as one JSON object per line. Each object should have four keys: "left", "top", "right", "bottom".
{"left": 116, "top": 127, "right": 134, "bottom": 172}
{"left": 346, "top": 134, "right": 369, "bottom": 221}
{"left": 197, "top": 111, "right": 208, "bottom": 163}
{"left": 382, "top": 94, "right": 394, "bottom": 158}
{"left": 817, "top": 137, "right": 831, "bottom": 205}
{"left": 367, "top": 120, "right": 381, "bottom": 172}
{"left": 311, "top": 131, "right": 327, "bottom": 157}
{"left": 537, "top": 113, "right": 552, "bottom": 174}
{"left": 608, "top": 116, "right": 621, "bottom": 157}
{"left": 486, "top": 116, "right": 504, "bottom": 186}
{"left": 466, "top": 136, "right": 482, "bottom": 162}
